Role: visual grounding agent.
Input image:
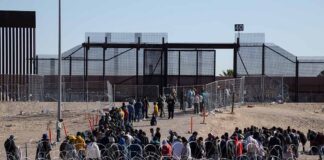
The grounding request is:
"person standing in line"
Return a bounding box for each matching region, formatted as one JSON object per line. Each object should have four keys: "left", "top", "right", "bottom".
{"left": 201, "top": 89, "right": 208, "bottom": 113}
{"left": 167, "top": 95, "right": 176, "bottom": 119}
{"left": 143, "top": 97, "right": 149, "bottom": 119}
{"left": 127, "top": 100, "right": 135, "bottom": 124}
{"left": 36, "top": 134, "right": 52, "bottom": 160}
{"left": 155, "top": 127, "right": 162, "bottom": 142}
{"left": 186, "top": 89, "right": 192, "bottom": 109}
{"left": 199, "top": 92, "right": 204, "bottom": 113}
{"left": 153, "top": 102, "right": 159, "bottom": 117}
{"left": 4, "top": 135, "right": 20, "bottom": 160}
{"left": 181, "top": 137, "right": 192, "bottom": 160}
{"left": 194, "top": 93, "right": 200, "bottom": 114}
{"left": 121, "top": 103, "right": 128, "bottom": 126}
{"left": 157, "top": 95, "right": 165, "bottom": 117}
{"left": 191, "top": 88, "right": 196, "bottom": 108}
{"left": 161, "top": 140, "right": 172, "bottom": 159}
{"left": 75, "top": 132, "right": 86, "bottom": 159}
{"left": 86, "top": 136, "right": 101, "bottom": 160}
{"left": 134, "top": 98, "right": 142, "bottom": 122}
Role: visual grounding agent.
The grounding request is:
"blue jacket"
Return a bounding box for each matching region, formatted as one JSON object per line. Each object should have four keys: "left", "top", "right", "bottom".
{"left": 134, "top": 102, "right": 142, "bottom": 113}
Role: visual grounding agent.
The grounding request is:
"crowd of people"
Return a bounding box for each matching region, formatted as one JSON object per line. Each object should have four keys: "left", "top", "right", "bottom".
{"left": 3, "top": 92, "right": 324, "bottom": 160}
{"left": 4, "top": 101, "right": 324, "bottom": 160}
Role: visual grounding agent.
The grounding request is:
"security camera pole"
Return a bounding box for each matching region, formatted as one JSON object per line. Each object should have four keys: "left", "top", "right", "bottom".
{"left": 233, "top": 24, "right": 244, "bottom": 113}
{"left": 57, "top": 0, "right": 62, "bottom": 142}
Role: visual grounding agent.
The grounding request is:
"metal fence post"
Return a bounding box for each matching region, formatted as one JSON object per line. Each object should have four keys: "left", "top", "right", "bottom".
{"left": 281, "top": 76, "right": 284, "bottom": 101}
{"left": 113, "top": 84, "right": 115, "bottom": 103}
{"left": 242, "top": 77, "right": 245, "bottom": 103}
{"left": 261, "top": 75, "right": 264, "bottom": 102}
{"left": 25, "top": 142, "right": 27, "bottom": 160}
{"left": 231, "top": 90, "right": 235, "bottom": 113}
{"left": 87, "top": 81, "right": 89, "bottom": 102}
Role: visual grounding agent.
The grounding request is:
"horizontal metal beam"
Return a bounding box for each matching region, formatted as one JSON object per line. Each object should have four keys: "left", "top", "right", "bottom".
{"left": 298, "top": 61, "right": 324, "bottom": 64}
{"left": 0, "top": 11, "right": 36, "bottom": 28}
{"left": 145, "top": 49, "right": 216, "bottom": 52}
{"left": 82, "top": 42, "right": 237, "bottom": 49}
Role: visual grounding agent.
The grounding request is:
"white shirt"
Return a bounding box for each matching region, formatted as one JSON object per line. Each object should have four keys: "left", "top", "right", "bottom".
{"left": 194, "top": 95, "right": 200, "bottom": 104}
{"left": 172, "top": 141, "right": 184, "bottom": 160}
{"left": 86, "top": 142, "right": 101, "bottom": 159}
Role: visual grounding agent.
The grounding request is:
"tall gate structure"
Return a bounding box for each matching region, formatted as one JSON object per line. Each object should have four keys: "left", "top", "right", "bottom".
{"left": 0, "top": 11, "right": 36, "bottom": 101}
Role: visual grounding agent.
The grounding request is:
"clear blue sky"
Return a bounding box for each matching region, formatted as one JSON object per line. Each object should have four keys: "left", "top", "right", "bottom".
{"left": 1, "top": 0, "right": 324, "bottom": 74}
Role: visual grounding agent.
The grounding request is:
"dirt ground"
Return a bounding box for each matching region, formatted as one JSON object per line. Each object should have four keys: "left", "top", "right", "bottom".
{"left": 0, "top": 102, "right": 323, "bottom": 159}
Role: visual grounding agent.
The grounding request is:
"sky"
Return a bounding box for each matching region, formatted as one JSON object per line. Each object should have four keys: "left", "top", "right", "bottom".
{"left": 1, "top": 0, "right": 324, "bottom": 74}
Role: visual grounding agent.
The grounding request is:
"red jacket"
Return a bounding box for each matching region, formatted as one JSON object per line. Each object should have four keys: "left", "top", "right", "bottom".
{"left": 162, "top": 143, "right": 172, "bottom": 157}
{"left": 234, "top": 136, "right": 243, "bottom": 156}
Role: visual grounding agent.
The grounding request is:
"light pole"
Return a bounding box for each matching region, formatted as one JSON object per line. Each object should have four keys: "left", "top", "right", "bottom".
{"left": 233, "top": 24, "right": 244, "bottom": 113}
{"left": 57, "top": 0, "right": 62, "bottom": 142}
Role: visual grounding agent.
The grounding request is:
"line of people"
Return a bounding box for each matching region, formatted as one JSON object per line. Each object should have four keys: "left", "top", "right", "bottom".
{"left": 4, "top": 98, "right": 324, "bottom": 160}
{"left": 4, "top": 102, "right": 323, "bottom": 160}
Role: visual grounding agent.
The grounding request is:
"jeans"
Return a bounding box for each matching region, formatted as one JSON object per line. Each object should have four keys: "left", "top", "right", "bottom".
{"left": 135, "top": 111, "right": 141, "bottom": 121}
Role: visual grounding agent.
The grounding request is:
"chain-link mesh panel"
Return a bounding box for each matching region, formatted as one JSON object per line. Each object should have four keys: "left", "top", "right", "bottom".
{"left": 88, "top": 48, "right": 103, "bottom": 75}
{"left": 167, "top": 51, "right": 179, "bottom": 75}
{"left": 28, "top": 75, "right": 44, "bottom": 101}
{"left": 105, "top": 48, "right": 137, "bottom": 76}
{"left": 298, "top": 57, "right": 324, "bottom": 77}
{"left": 62, "top": 81, "right": 108, "bottom": 102}
{"left": 244, "top": 76, "right": 290, "bottom": 102}
{"left": 0, "top": 83, "right": 28, "bottom": 101}
{"left": 263, "top": 76, "right": 290, "bottom": 102}
{"left": 198, "top": 50, "right": 215, "bottom": 75}
{"left": 107, "top": 81, "right": 113, "bottom": 102}
{"left": 144, "top": 50, "right": 162, "bottom": 75}
{"left": 180, "top": 51, "right": 197, "bottom": 75}
{"left": 114, "top": 85, "right": 159, "bottom": 102}
{"left": 244, "top": 76, "right": 263, "bottom": 102}
{"left": 237, "top": 45, "right": 263, "bottom": 75}
{"left": 264, "top": 44, "right": 296, "bottom": 76}
{"left": 37, "top": 56, "right": 58, "bottom": 75}
{"left": 163, "top": 85, "right": 205, "bottom": 109}
{"left": 235, "top": 33, "right": 265, "bottom": 43}
{"left": 205, "top": 78, "right": 244, "bottom": 111}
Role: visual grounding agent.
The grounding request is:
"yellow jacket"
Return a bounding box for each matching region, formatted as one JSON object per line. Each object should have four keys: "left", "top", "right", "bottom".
{"left": 153, "top": 104, "right": 159, "bottom": 115}
{"left": 75, "top": 136, "right": 86, "bottom": 151}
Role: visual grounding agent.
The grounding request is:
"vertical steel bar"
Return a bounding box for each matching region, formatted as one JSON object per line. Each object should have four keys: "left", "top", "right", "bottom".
{"left": 196, "top": 50, "right": 198, "bottom": 85}
{"left": 57, "top": 0, "right": 62, "bottom": 142}
{"left": 178, "top": 50, "right": 181, "bottom": 86}
{"left": 213, "top": 50, "right": 216, "bottom": 81}
{"left": 233, "top": 38, "right": 239, "bottom": 78}
{"left": 262, "top": 43, "right": 265, "bottom": 75}
{"left": 0, "top": 27, "right": 3, "bottom": 101}
{"left": 295, "top": 58, "right": 299, "bottom": 102}
{"left": 22, "top": 28, "right": 25, "bottom": 100}
{"left": 9, "top": 28, "right": 11, "bottom": 101}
